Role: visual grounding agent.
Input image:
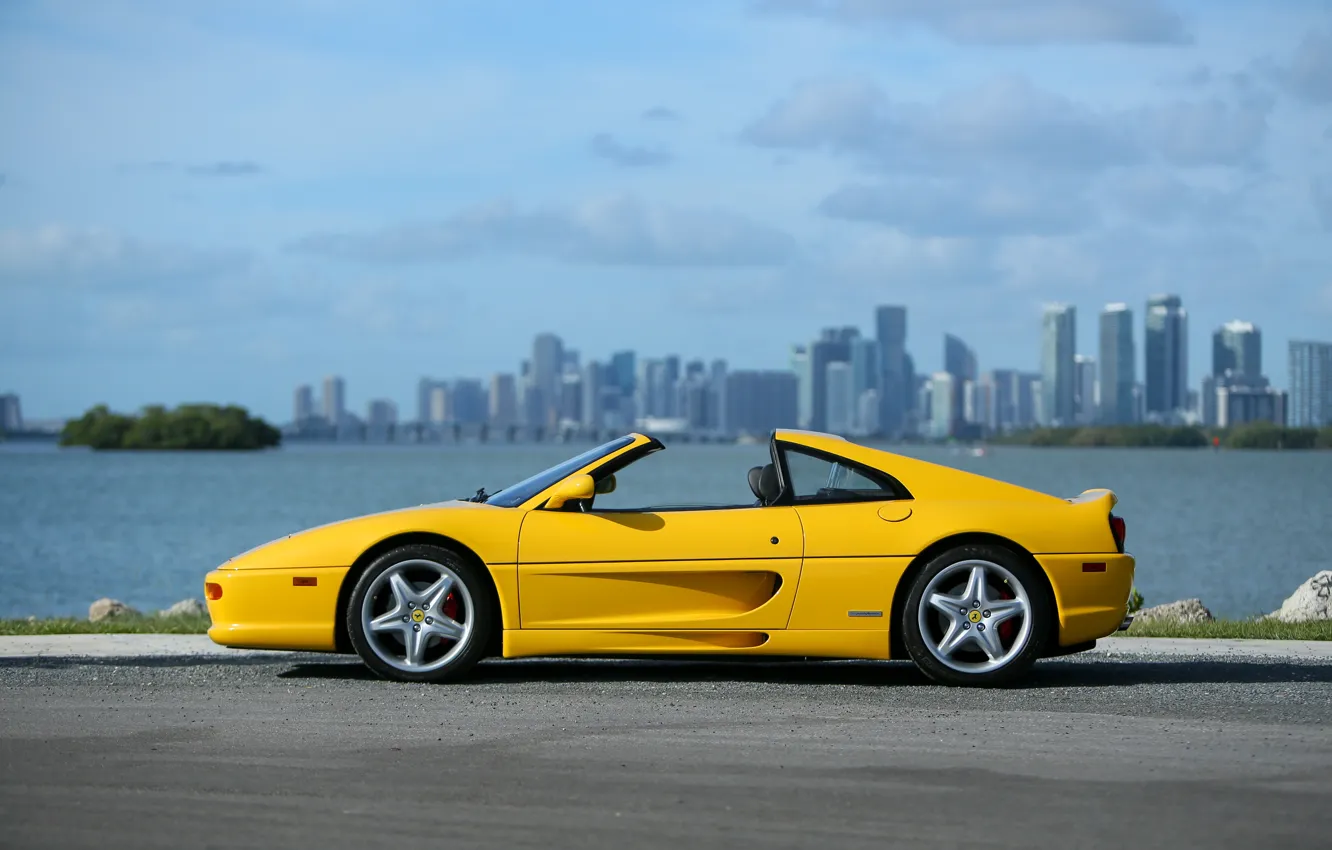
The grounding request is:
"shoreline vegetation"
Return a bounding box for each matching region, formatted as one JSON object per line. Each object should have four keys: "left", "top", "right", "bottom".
{"left": 988, "top": 422, "right": 1332, "bottom": 450}
{"left": 59, "top": 404, "right": 281, "bottom": 451}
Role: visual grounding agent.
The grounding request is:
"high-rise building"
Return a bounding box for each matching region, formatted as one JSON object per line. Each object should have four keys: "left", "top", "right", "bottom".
{"left": 929, "top": 372, "right": 955, "bottom": 440}
{"left": 581, "top": 362, "right": 603, "bottom": 430}
{"left": 856, "top": 389, "right": 880, "bottom": 436}
{"left": 875, "top": 305, "right": 911, "bottom": 437}
{"left": 489, "top": 373, "right": 517, "bottom": 427}
{"left": 1098, "top": 303, "right": 1135, "bottom": 425}
{"left": 0, "top": 393, "right": 22, "bottom": 432}
{"left": 724, "top": 371, "right": 798, "bottom": 437}
{"left": 1145, "top": 294, "right": 1188, "bottom": 419}
{"left": 1074, "top": 355, "right": 1097, "bottom": 425}
{"left": 531, "top": 333, "right": 564, "bottom": 428}
{"left": 790, "top": 345, "right": 811, "bottom": 429}
{"left": 849, "top": 337, "right": 879, "bottom": 433}
{"left": 1212, "top": 320, "right": 1262, "bottom": 384}
{"left": 1217, "top": 385, "right": 1286, "bottom": 428}
{"left": 416, "top": 378, "right": 440, "bottom": 426}
{"left": 429, "top": 385, "right": 449, "bottom": 425}
{"left": 366, "top": 399, "right": 397, "bottom": 439}
{"left": 322, "top": 376, "right": 346, "bottom": 427}
{"left": 809, "top": 329, "right": 855, "bottom": 432}
{"left": 293, "top": 385, "right": 314, "bottom": 423}
{"left": 1040, "top": 304, "right": 1076, "bottom": 426}
{"left": 449, "top": 379, "right": 487, "bottom": 425}
{"left": 558, "top": 373, "right": 582, "bottom": 427}
{"left": 982, "top": 369, "right": 1018, "bottom": 433}
{"left": 825, "top": 361, "right": 854, "bottom": 435}
{"left": 1289, "top": 340, "right": 1332, "bottom": 427}
{"left": 609, "top": 351, "right": 636, "bottom": 397}
{"left": 943, "top": 334, "right": 977, "bottom": 437}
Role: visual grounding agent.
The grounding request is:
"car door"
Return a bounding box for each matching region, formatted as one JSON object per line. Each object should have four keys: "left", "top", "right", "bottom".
{"left": 777, "top": 440, "right": 915, "bottom": 631}
{"left": 517, "top": 505, "right": 804, "bottom": 630}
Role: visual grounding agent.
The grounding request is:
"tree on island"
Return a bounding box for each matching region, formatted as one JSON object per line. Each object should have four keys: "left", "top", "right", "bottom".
{"left": 60, "top": 404, "right": 281, "bottom": 450}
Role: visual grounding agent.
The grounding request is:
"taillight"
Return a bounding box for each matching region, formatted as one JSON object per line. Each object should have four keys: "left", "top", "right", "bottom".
{"left": 205, "top": 582, "right": 223, "bottom": 600}
{"left": 1109, "top": 515, "right": 1126, "bottom": 553}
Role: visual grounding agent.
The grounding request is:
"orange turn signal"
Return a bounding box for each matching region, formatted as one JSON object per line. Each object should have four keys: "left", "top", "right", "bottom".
{"left": 205, "top": 582, "right": 223, "bottom": 600}
{"left": 292, "top": 576, "right": 318, "bottom": 587}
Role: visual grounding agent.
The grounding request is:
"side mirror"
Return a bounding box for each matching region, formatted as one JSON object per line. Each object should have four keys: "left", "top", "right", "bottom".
{"left": 545, "top": 473, "right": 595, "bottom": 510}
{"left": 595, "top": 473, "right": 616, "bottom": 495}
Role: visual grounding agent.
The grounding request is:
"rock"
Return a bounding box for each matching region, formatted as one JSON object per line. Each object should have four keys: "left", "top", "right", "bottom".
{"left": 158, "top": 598, "right": 209, "bottom": 619}
{"left": 1266, "top": 571, "right": 1332, "bottom": 623}
{"left": 1133, "top": 598, "right": 1213, "bottom": 624}
{"left": 88, "top": 598, "right": 139, "bottom": 622}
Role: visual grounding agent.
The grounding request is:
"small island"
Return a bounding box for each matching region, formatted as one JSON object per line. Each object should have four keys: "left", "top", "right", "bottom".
{"left": 989, "top": 422, "right": 1332, "bottom": 450}
{"left": 60, "top": 404, "right": 281, "bottom": 451}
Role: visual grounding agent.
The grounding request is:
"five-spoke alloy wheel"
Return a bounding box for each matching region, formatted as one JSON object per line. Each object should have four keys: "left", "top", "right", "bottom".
{"left": 347, "top": 544, "right": 494, "bottom": 683}
{"left": 902, "top": 545, "right": 1051, "bottom": 686}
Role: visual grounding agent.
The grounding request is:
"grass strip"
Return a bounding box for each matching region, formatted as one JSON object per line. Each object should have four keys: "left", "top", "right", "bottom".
{"left": 0, "top": 614, "right": 211, "bottom": 636}
{"left": 1112, "top": 618, "right": 1332, "bottom": 640}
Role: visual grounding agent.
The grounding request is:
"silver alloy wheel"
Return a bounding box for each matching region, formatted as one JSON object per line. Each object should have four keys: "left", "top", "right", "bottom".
{"left": 360, "top": 558, "right": 474, "bottom": 674}
{"left": 917, "top": 559, "right": 1032, "bottom": 674}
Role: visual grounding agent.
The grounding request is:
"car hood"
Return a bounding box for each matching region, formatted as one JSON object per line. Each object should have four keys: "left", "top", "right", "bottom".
{"left": 217, "top": 499, "right": 512, "bottom": 571}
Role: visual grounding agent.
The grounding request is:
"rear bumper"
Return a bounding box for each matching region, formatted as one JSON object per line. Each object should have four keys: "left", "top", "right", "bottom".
{"left": 1036, "top": 553, "right": 1136, "bottom": 647}
{"left": 205, "top": 566, "right": 349, "bottom": 652}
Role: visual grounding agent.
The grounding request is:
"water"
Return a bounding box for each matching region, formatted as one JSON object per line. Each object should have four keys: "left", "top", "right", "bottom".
{"left": 2, "top": 441, "right": 1328, "bottom": 620}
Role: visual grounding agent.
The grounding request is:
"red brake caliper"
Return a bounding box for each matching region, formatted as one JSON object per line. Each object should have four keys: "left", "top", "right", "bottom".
{"left": 442, "top": 592, "right": 461, "bottom": 629}
{"left": 995, "top": 583, "right": 1017, "bottom": 644}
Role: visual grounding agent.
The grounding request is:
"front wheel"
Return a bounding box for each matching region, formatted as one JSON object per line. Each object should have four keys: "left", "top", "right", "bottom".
{"left": 347, "top": 544, "right": 495, "bottom": 683}
{"left": 901, "top": 545, "right": 1052, "bottom": 687}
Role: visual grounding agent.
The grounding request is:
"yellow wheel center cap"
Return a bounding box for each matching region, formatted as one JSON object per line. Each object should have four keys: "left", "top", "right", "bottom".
{"left": 968, "top": 609, "right": 982, "bottom": 624}
{"left": 411, "top": 609, "right": 425, "bottom": 623}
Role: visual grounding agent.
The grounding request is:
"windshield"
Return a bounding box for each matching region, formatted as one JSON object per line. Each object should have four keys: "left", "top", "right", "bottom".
{"left": 482, "top": 436, "right": 636, "bottom": 508}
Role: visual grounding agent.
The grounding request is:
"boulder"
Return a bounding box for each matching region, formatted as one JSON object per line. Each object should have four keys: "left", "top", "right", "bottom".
{"left": 88, "top": 598, "right": 139, "bottom": 622}
{"left": 159, "top": 598, "right": 209, "bottom": 619}
{"left": 1133, "top": 598, "right": 1213, "bottom": 624}
{"left": 1266, "top": 571, "right": 1332, "bottom": 623}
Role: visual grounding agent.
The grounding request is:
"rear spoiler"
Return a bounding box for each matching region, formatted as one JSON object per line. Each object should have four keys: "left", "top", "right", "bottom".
{"left": 1066, "top": 488, "right": 1118, "bottom": 510}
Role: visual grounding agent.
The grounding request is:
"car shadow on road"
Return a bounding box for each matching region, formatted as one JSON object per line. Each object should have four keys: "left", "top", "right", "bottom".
{"left": 274, "top": 655, "right": 1332, "bottom": 688}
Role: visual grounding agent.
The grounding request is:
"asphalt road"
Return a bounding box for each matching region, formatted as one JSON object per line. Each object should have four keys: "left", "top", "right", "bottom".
{"left": 2, "top": 650, "right": 1330, "bottom": 849}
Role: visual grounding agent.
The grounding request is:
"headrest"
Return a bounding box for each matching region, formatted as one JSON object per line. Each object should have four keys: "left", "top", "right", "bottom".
{"left": 757, "top": 463, "right": 781, "bottom": 505}
{"left": 747, "top": 466, "right": 765, "bottom": 502}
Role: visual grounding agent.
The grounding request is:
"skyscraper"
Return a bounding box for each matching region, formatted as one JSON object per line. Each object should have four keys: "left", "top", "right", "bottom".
{"left": 825, "top": 361, "right": 853, "bottom": 435}
{"left": 790, "top": 345, "right": 811, "bottom": 429}
{"left": 489, "top": 373, "right": 517, "bottom": 427}
{"left": 1145, "top": 294, "right": 1188, "bottom": 419}
{"left": 1098, "top": 304, "right": 1135, "bottom": 425}
{"left": 322, "top": 375, "right": 346, "bottom": 427}
{"left": 0, "top": 393, "right": 22, "bottom": 432}
{"left": 581, "top": 361, "right": 603, "bottom": 430}
{"left": 293, "top": 385, "right": 314, "bottom": 423}
{"left": 808, "top": 329, "right": 856, "bottom": 432}
{"left": 1289, "top": 340, "right": 1332, "bottom": 427}
{"left": 724, "top": 371, "right": 798, "bottom": 437}
{"left": 875, "top": 305, "right": 910, "bottom": 437}
{"left": 943, "top": 333, "right": 977, "bottom": 437}
{"left": 1074, "top": 355, "right": 1097, "bottom": 425}
{"left": 849, "top": 337, "right": 879, "bottom": 433}
{"left": 530, "top": 333, "right": 564, "bottom": 428}
{"left": 1212, "top": 320, "right": 1262, "bottom": 384}
{"left": 1040, "top": 304, "right": 1076, "bottom": 426}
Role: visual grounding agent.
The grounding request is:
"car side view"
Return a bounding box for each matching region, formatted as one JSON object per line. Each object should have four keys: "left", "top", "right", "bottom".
{"left": 204, "top": 429, "right": 1136, "bottom": 686}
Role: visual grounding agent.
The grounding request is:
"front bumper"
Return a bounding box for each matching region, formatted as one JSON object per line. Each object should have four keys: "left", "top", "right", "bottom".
{"left": 205, "top": 566, "right": 350, "bottom": 652}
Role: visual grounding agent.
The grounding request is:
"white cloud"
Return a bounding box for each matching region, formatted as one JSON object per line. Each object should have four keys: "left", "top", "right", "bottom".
{"left": 753, "top": 0, "right": 1191, "bottom": 45}
{"left": 0, "top": 226, "right": 250, "bottom": 288}
{"left": 1275, "top": 28, "right": 1332, "bottom": 104}
{"left": 286, "top": 195, "right": 798, "bottom": 268}
{"left": 819, "top": 177, "right": 1097, "bottom": 237}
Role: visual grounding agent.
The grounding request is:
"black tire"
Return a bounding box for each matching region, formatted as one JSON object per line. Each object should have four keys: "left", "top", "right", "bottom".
{"left": 901, "top": 544, "right": 1052, "bottom": 687}
{"left": 346, "top": 543, "right": 496, "bottom": 683}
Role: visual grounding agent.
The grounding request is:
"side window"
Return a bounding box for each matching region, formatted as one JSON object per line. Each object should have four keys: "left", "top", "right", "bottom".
{"left": 782, "top": 445, "right": 899, "bottom": 504}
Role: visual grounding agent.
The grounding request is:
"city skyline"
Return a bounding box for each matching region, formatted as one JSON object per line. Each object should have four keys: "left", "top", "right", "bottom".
{"left": 3, "top": 2, "right": 1332, "bottom": 422}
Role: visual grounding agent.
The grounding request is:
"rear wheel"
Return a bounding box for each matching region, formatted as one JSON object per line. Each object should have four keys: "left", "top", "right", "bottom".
{"left": 902, "top": 545, "right": 1051, "bottom": 687}
{"left": 347, "top": 544, "right": 494, "bottom": 683}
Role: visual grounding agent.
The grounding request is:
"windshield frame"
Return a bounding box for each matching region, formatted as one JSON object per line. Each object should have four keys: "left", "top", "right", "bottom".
{"left": 482, "top": 435, "right": 638, "bottom": 508}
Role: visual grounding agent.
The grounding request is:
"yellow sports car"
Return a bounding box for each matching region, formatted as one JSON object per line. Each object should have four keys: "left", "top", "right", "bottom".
{"left": 204, "top": 429, "right": 1135, "bottom": 686}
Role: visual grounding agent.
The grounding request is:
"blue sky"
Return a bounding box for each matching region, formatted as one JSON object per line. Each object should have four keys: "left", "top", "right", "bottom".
{"left": 2, "top": 0, "right": 1330, "bottom": 422}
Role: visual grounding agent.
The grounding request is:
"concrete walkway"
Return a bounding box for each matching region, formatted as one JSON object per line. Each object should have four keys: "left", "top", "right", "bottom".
{"left": 1, "top": 633, "right": 1330, "bottom": 660}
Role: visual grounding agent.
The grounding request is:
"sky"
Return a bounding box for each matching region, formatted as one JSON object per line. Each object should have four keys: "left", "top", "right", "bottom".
{"left": 2, "top": 0, "right": 1330, "bottom": 422}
